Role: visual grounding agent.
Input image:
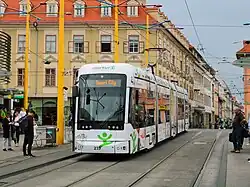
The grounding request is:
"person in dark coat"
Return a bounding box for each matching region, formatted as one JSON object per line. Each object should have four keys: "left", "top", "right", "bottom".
{"left": 232, "top": 109, "right": 244, "bottom": 153}
{"left": 2, "top": 114, "right": 13, "bottom": 151}
{"left": 23, "top": 110, "right": 35, "bottom": 157}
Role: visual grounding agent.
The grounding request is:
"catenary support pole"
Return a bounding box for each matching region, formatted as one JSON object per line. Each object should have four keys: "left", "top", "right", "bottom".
{"left": 24, "top": 0, "right": 31, "bottom": 110}
{"left": 114, "top": 0, "right": 119, "bottom": 63}
{"left": 57, "top": 0, "right": 65, "bottom": 145}
{"left": 145, "top": 14, "right": 149, "bottom": 67}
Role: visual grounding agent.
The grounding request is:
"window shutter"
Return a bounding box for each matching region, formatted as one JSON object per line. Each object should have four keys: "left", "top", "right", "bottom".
{"left": 108, "top": 7, "right": 112, "bottom": 17}
{"left": 73, "top": 4, "right": 76, "bottom": 16}
{"left": 101, "top": 5, "right": 104, "bottom": 17}
{"left": 127, "top": 6, "right": 131, "bottom": 16}
{"left": 135, "top": 6, "right": 138, "bottom": 16}
{"left": 83, "top": 4, "right": 85, "bottom": 16}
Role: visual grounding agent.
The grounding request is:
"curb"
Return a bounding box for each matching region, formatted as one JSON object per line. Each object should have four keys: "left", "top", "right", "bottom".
{"left": 0, "top": 153, "right": 81, "bottom": 180}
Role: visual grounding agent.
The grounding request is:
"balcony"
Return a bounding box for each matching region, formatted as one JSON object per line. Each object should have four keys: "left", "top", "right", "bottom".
{"left": 96, "top": 41, "right": 115, "bottom": 53}
{"left": 68, "top": 41, "right": 89, "bottom": 53}
{"left": 123, "top": 41, "right": 145, "bottom": 54}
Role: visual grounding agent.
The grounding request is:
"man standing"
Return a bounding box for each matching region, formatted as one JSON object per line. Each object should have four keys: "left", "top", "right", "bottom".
{"left": 232, "top": 109, "right": 244, "bottom": 153}
{"left": 23, "top": 110, "right": 35, "bottom": 157}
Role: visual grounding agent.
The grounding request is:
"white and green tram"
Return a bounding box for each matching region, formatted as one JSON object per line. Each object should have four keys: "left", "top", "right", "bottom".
{"left": 72, "top": 63, "right": 189, "bottom": 154}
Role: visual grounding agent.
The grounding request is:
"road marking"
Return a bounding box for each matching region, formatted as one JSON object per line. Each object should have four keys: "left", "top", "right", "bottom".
{"left": 192, "top": 131, "right": 203, "bottom": 139}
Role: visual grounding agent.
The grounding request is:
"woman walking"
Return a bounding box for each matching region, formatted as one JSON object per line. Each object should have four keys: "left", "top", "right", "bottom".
{"left": 13, "top": 109, "right": 20, "bottom": 147}
{"left": 2, "top": 113, "right": 13, "bottom": 151}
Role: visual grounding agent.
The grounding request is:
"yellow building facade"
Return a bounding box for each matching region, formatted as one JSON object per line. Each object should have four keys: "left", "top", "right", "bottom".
{"left": 0, "top": 0, "right": 197, "bottom": 125}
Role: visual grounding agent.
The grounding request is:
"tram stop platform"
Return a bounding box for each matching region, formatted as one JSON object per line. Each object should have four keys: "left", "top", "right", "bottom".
{"left": 226, "top": 139, "right": 250, "bottom": 187}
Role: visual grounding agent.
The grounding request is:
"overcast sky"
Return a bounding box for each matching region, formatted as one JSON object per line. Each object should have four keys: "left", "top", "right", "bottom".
{"left": 148, "top": 0, "right": 250, "bottom": 102}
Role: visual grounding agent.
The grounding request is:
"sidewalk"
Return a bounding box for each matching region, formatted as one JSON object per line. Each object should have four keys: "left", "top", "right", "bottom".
{"left": 0, "top": 134, "right": 73, "bottom": 164}
{"left": 226, "top": 139, "right": 250, "bottom": 187}
{"left": 0, "top": 134, "right": 80, "bottom": 180}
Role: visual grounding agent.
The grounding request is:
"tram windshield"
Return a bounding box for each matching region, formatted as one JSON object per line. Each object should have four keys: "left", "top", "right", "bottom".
{"left": 78, "top": 74, "right": 126, "bottom": 130}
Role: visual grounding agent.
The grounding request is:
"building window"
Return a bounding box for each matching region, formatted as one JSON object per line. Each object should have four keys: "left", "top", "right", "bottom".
{"left": 0, "top": 3, "right": 6, "bottom": 16}
{"left": 46, "top": 2, "right": 58, "bottom": 17}
{"left": 128, "top": 35, "right": 139, "bottom": 53}
{"left": 45, "top": 35, "right": 56, "bottom": 53}
{"left": 73, "top": 35, "right": 84, "bottom": 53}
{"left": 127, "top": 6, "right": 138, "bottom": 17}
{"left": 74, "top": 2, "right": 85, "bottom": 17}
{"left": 19, "top": 3, "right": 27, "bottom": 16}
{"left": 101, "top": 3, "right": 111, "bottom": 17}
{"left": 18, "top": 35, "right": 26, "bottom": 53}
{"left": 17, "top": 68, "right": 24, "bottom": 86}
{"left": 101, "top": 35, "right": 112, "bottom": 53}
{"left": 45, "top": 68, "right": 56, "bottom": 87}
{"left": 172, "top": 55, "right": 175, "bottom": 65}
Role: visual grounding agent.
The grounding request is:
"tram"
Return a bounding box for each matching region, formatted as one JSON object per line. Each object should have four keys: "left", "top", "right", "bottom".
{"left": 71, "top": 63, "right": 189, "bottom": 154}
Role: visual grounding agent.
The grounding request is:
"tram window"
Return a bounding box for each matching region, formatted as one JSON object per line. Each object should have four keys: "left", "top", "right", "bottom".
{"left": 129, "top": 88, "right": 146, "bottom": 128}
{"left": 158, "top": 110, "right": 161, "bottom": 124}
{"left": 158, "top": 110, "right": 166, "bottom": 124}
{"left": 147, "top": 109, "right": 155, "bottom": 126}
{"left": 165, "top": 110, "right": 170, "bottom": 122}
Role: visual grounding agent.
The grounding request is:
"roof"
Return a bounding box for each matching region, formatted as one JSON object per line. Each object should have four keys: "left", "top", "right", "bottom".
{"left": 236, "top": 41, "right": 250, "bottom": 54}
{"left": 0, "top": 0, "right": 156, "bottom": 25}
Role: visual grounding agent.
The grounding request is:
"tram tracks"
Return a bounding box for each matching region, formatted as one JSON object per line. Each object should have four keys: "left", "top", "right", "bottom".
{"left": 128, "top": 131, "right": 220, "bottom": 187}
{"left": 0, "top": 156, "right": 83, "bottom": 187}
{"left": 127, "top": 140, "right": 190, "bottom": 187}
{"left": 64, "top": 161, "right": 121, "bottom": 187}
{"left": 1, "top": 130, "right": 214, "bottom": 187}
{"left": 0, "top": 154, "right": 124, "bottom": 187}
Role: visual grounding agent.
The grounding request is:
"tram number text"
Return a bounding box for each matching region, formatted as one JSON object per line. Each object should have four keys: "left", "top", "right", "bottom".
{"left": 94, "top": 146, "right": 101, "bottom": 150}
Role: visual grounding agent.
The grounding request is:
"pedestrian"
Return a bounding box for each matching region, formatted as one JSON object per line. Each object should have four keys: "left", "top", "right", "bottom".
{"left": 13, "top": 109, "right": 21, "bottom": 147}
{"left": 2, "top": 113, "right": 13, "bottom": 151}
{"left": 23, "top": 110, "right": 36, "bottom": 157}
{"left": 239, "top": 118, "right": 247, "bottom": 149}
{"left": 231, "top": 109, "right": 244, "bottom": 153}
{"left": 247, "top": 117, "right": 250, "bottom": 146}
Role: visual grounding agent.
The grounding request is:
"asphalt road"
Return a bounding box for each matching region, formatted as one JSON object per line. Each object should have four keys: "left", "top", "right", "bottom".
{"left": 0, "top": 129, "right": 229, "bottom": 187}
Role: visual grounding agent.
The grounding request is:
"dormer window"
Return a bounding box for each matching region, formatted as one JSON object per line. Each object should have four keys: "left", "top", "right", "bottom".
{"left": 127, "top": 0, "right": 138, "bottom": 17}
{"left": 74, "top": 0, "right": 85, "bottom": 17}
{"left": 0, "top": 1, "right": 6, "bottom": 16}
{"left": 101, "top": 1, "right": 112, "bottom": 17}
{"left": 19, "top": 1, "right": 28, "bottom": 16}
{"left": 127, "top": 6, "right": 138, "bottom": 17}
{"left": 46, "top": 0, "right": 58, "bottom": 17}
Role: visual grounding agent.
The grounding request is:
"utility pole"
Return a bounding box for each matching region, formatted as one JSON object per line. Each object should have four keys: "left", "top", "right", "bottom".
{"left": 114, "top": 0, "right": 119, "bottom": 63}
{"left": 24, "top": 0, "right": 30, "bottom": 110}
{"left": 57, "top": 0, "right": 65, "bottom": 145}
{"left": 145, "top": 14, "right": 149, "bottom": 68}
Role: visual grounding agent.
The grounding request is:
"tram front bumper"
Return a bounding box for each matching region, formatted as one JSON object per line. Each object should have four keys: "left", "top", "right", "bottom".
{"left": 74, "top": 140, "right": 130, "bottom": 154}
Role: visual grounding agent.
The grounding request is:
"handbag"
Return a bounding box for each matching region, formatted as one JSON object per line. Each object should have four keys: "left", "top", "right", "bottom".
{"left": 242, "top": 127, "right": 249, "bottom": 138}
{"left": 229, "top": 133, "right": 233, "bottom": 142}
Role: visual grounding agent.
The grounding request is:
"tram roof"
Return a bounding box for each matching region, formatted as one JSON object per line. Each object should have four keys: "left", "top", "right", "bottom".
{"left": 78, "top": 63, "right": 187, "bottom": 94}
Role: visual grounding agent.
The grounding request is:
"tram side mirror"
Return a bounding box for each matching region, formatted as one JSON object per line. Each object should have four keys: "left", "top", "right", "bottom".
{"left": 86, "top": 89, "right": 91, "bottom": 105}
{"left": 72, "top": 86, "right": 79, "bottom": 98}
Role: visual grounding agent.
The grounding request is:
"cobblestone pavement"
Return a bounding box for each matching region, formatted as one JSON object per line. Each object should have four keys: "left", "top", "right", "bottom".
{"left": 0, "top": 129, "right": 249, "bottom": 187}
